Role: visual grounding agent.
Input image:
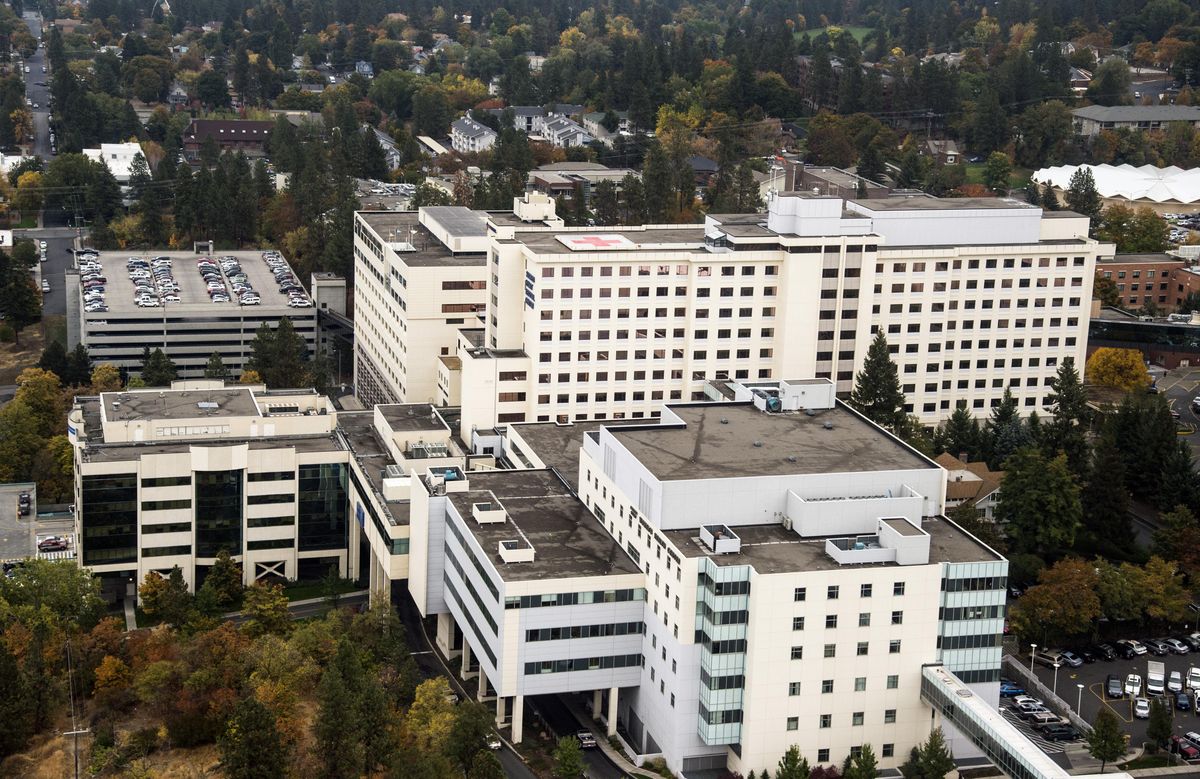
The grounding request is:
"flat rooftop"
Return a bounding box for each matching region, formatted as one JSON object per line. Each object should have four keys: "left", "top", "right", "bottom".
{"left": 337, "top": 411, "right": 409, "bottom": 522}
{"left": 1099, "top": 253, "right": 1181, "bottom": 264}
{"left": 849, "top": 196, "right": 1038, "bottom": 212}
{"left": 102, "top": 387, "right": 259, "bottom": 422}
{"left": 883, "top": 517, "right": 923, "bottom": 536}
{"left": 508, "top": 418, "right": 650, "bottom": 490}
{"left": 506, "top": 226, "right": 706, "bottom": 255}
{"left": 378, "top": 403, "right": 450, "bottom": 434}
{"left": 80, "top": 434, "right": 344, "bottom": 463}
{"left": 663, "top": 515, "right": 998, "bottom": 574}
{"left": 357, "top": 211, "right": 487, "bottom": 267}
{"left": 608, "top": 402, "right": 931, "bottom": 481}
{"left": 83, "top": 250, "right": 306, "bottom": 315}
{"left": 449, "top": 469, "right": 640, "bottom": 581}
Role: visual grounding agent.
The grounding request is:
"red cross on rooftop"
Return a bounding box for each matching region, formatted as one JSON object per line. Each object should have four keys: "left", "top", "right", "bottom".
{"left": 571, "top": 235, "right": 625, "bottom": 248}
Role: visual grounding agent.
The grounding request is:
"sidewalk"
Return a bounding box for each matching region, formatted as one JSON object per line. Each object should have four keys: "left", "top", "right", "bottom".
{"left": 559, "top": 694, "right": 643, "bottom": 777}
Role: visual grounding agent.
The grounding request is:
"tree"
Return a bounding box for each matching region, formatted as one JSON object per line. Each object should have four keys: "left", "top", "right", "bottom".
{"left": 1043, "top": 357, "right": 1090, "bottom": 476}
{"left": 204, "top": 352, "right": 230, "bottom": 381}
{"left": 778, "top": 745, "right": 811, "bottom": 779}
{"left": 849, "top": 332, "right": 906, "bottom": 434}
{"left": 1065, "top": 167, "right": 1102, "bottom": 224}
{"left": 90, "top": 364, "right": 122, "bottom": 393}
{"left": 13, "top": 170, "right": 43, "bottom": 214}
{"left": 995, "top": 448, "right": 1081, "bottom": 556}
{"left": 467, "top": 750, "right": 505, "bottom": 779}
{"left": 1087, "top": 708, "right": 1126, "bottom": 772}
{"left": 1098, "top": 206, "right": 1171, "bottom": 253}
{"left": 201, "top": 549, "right": 243, "bottom": 609}
{"left": 219, "top": 695, "right": 288, "bottom": 779}
{"left": 844, "top": 744, "right": 878, "bottom": 779}
{"left": 242, "top": 582, "right": 290, "bottom": 637}
{"left": 0, "top": 642, "right": 33, "bottom": 758}
{"left": 1082, "top": 433, "right": 1133, "bottom": 553}
{"left": 140, "top": 347, "right": 177, "bottom": 386}
{"left": 915, "top": 728, "right": 955, "bottom": 779}
{"left": 14, "top": 367, "right": 64, "bottom": 438}
{"left": 448, "top": 703, "right": 496, "bottom": 771}
{"left": 982, "top": 152, "right": 1013, "bottom": 194}
{"left": 197, "top": 69, "right": 232, "bottom": 109}
{"left": 247, "top": 318, "right": 310, "bottom": 388}
{"left": 314, "top": 664, "right": 363, "bottom": 779}
{"left": 1147, "top": 696, "right": 1173, "bottom": 751}
{"left": 138, "top": 567, "right": 192, "bottom": 628}
{"left": 1094, "top": 273, "right": 1121, "bottom": 307}
{"left": 1087, "top": 59, "right": 1133, "bottom": 106}
{"left": 1086, "top": 347, "right": 1150, "bottom": 391}
{"left": 411, "top": 182, "right": 453, "bottom": 207}
{"left": 64, "top": 343, "right": 92, "bottom": 386}
{"left": 0, "top": 250, "right": 40, "bottom": 346}
{"left": 553, "top": 735, "right": 586, "bottom": 779}
{"left": 1010, "top": 558, "right": 1101, "bottom": 643}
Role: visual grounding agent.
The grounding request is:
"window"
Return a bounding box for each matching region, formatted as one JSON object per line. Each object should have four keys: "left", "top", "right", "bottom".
{"left": 892, "top": 610, "right": 904, "bottom": 625}
{"left": 825, "top": 615, "right": 838, "bottom": 628}
{"left": 860, "top": 583, "right": 872, "bottom": 597}
{"left": 859, "top": 612, "right": 870, "bottom": 627}
{"left": 889, "top": 640, "right": 902, "bottom": 654}
{"left": 787, "top": 717, "right": 799, "bottom": 731}
{"left": 821, "top": 679, "right": 834, "bottom": 693}
{"left": 789, "top": 682, "right": 802, "bottom": 696}
{"left": 884, "top": 709, "right": 897, "bottom": 724}
{"left": 852, "top": 712, "right": 864, "bottom": 726}
{"left": 893, "top": 581, "right": 906, "bottom": 596}
{"left": 883, "top": 744, "right": 895, "bottom": 759}
{"left": 793, "top": 617, "right": 805, "bottom": 630}
{"left": 824, "top": 643, "right": 836, "bottom": 658}
{"left": 794, "top": 587, "right": 806, "bottom": 601}
{"left": 818, "top": 749, "right": 830, "bottom": 763}
{"left": 820, "top": 714, "right": 832, "bottom": 728}
{"left": 887, "top": 675, "right": 899, "bottom": 689}
{"left": 790, "top": 646, "right": 803, "bottom": 660}
{"left": 827, "top": 585, "right": 839, "bottom": 599}
{"left": 857, "top": 641, "right": 869, "bottom": 656}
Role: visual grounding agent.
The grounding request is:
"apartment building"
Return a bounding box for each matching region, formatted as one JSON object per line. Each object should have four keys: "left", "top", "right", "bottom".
{"left": 68, "top": 383, "right": 351, "bottom": 596}
{"left": 450, "top": 116, "right": 498, "bottom": 154}
{"left": 431, "top": 192, "right": 1109, "bottom": 440}
{"left": 1097, "top": 254, "right": 1188, "bottom": 310}
{"left": 402, "top": 379, "right": 1005, "bottom": 776}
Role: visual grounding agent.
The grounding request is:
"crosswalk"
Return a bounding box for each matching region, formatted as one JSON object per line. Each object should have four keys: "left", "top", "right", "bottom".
{"left": 999, "top": 708, "right": 1081, "bottom": 754}
{"left": 38, "top": 549, "right": 76, "bottom": 561}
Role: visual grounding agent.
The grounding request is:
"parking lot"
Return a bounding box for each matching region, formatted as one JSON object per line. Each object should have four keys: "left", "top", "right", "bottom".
{"left": 0, "top": 483, "right": 76, "bottom": 565}
{"left": 1025, "top": 643, "right": 1200, "bottom": 751}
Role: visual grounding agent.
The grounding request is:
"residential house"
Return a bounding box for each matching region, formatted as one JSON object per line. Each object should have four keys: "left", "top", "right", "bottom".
{"left": 924, "top": 140, "right": 960, "bottom": 167}
{"left": 1069, "top": 67, "right": 1093, "bottom": 95}
{"left": 371, "top": 127, "right": 404, "bottom": 170}
{"left": 1072, "top": 105, "right": 1200, "bottom": 138}
{"left": 450, "top": 116, "right": 498, "bottom": 154}
{"left": 935, "top": 453, "right": 1005, "bottom": 521}
{"left": 688, "top": 155, "right": 720, "bottom": 187}
{"left": 82, "top": 142, "right": 144, "bottom": 184}
{"left": 355, "top": 60, "right": 374, "bottom": 78}
{"left": 534, "top": 115, "right": 593, "bottom": 148}
{"left": 581, "top": 110, "right": 631, "bottom": 145}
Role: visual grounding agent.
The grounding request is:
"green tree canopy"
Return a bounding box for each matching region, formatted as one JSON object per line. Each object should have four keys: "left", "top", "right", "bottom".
{"left": 995, "top": 448, "right": 1081, "bottom": 556}
{"left": 849, "top": 331, "right": 906, "bottom": 434}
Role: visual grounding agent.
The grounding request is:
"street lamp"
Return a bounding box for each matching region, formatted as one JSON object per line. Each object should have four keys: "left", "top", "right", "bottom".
{"left": 1077, "top": 683, "right": 1085, "bottom": 713}
{"left": 1053, "top": 662, "right": 1061, "bottom": 696}
{"left": 1030, "top": 643, "right": 1038, "bottom": 672}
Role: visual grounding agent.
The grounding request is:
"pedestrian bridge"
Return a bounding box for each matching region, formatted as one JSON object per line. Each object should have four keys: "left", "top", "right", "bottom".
{"left": 921, "top": 665, "right": 1133, "bottom": 779}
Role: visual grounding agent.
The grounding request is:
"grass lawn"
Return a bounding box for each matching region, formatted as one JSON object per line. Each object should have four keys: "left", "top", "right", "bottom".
{"left": 964, "top": 162, "right": 1033, "bottom": 191}
{"left": 9, "top": 215, "right": 36, "bottom": 229}
{"left": 1120, "top": 753, "right": 1173, "bottom": 769}
{"left": 801, "top": 25, "right": 872, "bottom": 43}
{"left": 282, "top": 578, "right": 361, "bottom": 602}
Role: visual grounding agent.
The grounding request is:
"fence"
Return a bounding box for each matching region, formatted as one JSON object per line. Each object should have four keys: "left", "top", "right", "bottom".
{"left": 1001, "top": 654, "right": 1093, "bottom": 735}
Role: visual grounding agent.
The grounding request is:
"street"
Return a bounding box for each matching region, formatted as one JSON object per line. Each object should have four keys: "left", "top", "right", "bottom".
{"left": 1152, "top": 367, "right": 1200, "bottom": 464}
{"left": 20, "top": 12, "right": 50, "bottom": 160}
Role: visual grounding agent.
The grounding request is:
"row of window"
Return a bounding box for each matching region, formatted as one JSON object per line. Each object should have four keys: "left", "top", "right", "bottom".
{"left": 142, "top": 499, "right": 191, "bottom": 512}
{"left": 779, "top": 744, "right": 895, "bottom": 762}
{"left": 523, "top": 653, "right": 643, "bottom": 675}
{"left": 810, "top": 710, "right": 896, "bottom": 727}
{"left": 797, "top": 582, "right": 906, "bottom": 600}
{"left": 539, "top": 286, "right": 778, "bottom": 300}
{"left": 525, "top": 622, "right": 645, "bottom": 642}
{"left": 503, "top": 588, "right": 647, "bottom": 609}
{"left": 539, "top": 264, "right": 779, "bottom": 278}
{"left": 793, "top": 611, "right": 905, "bottom": 630}
{"left": 882, "top": 256, "right": 1086, "bottom": 272}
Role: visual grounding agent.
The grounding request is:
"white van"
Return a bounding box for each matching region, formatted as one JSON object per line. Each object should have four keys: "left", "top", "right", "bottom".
{"left": 1186, "top": 667, "right": 1200, "bottom": 691}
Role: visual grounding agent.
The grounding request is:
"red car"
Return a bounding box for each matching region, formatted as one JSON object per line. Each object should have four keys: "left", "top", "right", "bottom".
{"left": 1171, "top": 735, "right": 1199, "bottom": 760}
{"left": 37, "top": 536, "right": 68, "bottom": 552}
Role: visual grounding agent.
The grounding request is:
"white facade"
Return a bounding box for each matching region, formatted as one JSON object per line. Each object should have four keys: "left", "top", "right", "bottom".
{"left": 450, "top": 116, "right": 498, "bottom": 154}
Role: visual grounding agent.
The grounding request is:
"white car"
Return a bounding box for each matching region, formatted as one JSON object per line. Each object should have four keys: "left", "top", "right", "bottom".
{"left": 1134, "top": 697, "right": 1151, "bottom": 719}
{"left": 1171, "top": 671, "right": 1185, "bottom": 693}
{"left": 1126, "top": 674, "right": 1143, "bottom": 697}
{"left": 40, "top": 280, "right": 49, "bottom": 292}
{"left": 38, "top": 240, "right": 46, "bottom": 250}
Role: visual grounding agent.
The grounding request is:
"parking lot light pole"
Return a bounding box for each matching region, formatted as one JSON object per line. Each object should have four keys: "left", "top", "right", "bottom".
{"left": 1077, "top": 683, "right": 1084, "bottom": 713}
{"left": 1030, "top": 643, "right": 1038, "bottom": 672}
{"left": 1053, "top": 662, "right": 1061, "bottom": 696}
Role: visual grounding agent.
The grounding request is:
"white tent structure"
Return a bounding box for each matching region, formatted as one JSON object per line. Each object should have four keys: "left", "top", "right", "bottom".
{"left": 1033, "top": 163, "right": 1200, "bottom": 213}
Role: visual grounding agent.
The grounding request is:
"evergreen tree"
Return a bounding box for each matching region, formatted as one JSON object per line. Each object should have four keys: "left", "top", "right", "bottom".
{"left": 1158, "top": 440, "right": 1200, "bottom": 514}
{"left": 1147, "top": 696, "right": 1173, "bottom": 751}
{"left": 218, "top": 696, "right": 288, "bottom": 779}
{"left": 0, "top": 642, "right": 33, "bottom": 758}
{"left": 140, "top": 347, "right": 178, "bottom": 386}
{"left": 844, "top": 744, "right": 878, "bottom": 779}
{"left": 200, "top": 549, "right": 243, "bottom": 608}
{"left": 1065, "top": 167, "right": 1102, "bottom": 224}
{"left": 1083, "top": 432, "right": 1133, "bottom": 551}
{"left": 204, "top": 352, "right": 230, "bottom": 381}
{"left": 37, "top": 340, "right": 68, "bottom": 379}
{"left": 849, "top": 331, "right": 906, "bottom": 433}
{"left": 777, "top": 745, "right": 811, "bottom": 779}
{"left": 247, "top": 318, "right": 310, "bottom": 388}
{"left": 592, "top": 180, "right": 621, "bottom": 226}
{"left": 1041, "top": 183, "right": 1060, "bottom": 209}
{"left": 1024, "top": 180, "right": 1042, "bottom": 206}
{"left": 1112, "top": 394, "right": 1181, "bottom": 504}
{"left": 1042, "top": 357, "right": 1090, "bottom": 477}
{"left": 995, "top": 448, "right": 1081, "bottom": 556}
{"left": 315, "top": 665, "right": 364, "bottom": 779}
{"left": 916, "top": 728, "right": 955, "bottom": 779}
{"left": 935, "top": 407, "right": 982, "bottom": 461}
{"left": 1087, "top": 708, "right": 1125, "bottom": 772}
{"left": 64, "top": 343, "right": 92, "bottom": 386}
{"left": 553, "top": 736, "right": 586, "bottom": 779}
{"left": 642, "top": 142, "right": 675, "bottom": 222}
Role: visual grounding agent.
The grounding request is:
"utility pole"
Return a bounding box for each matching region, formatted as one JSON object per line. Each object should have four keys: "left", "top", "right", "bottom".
{"left": 62, "top": 641, "right": 89, "bottom": 779}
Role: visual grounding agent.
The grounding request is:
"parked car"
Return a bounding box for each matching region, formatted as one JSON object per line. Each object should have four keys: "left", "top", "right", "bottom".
{"left": 1179, "top": 691, "right": 1193, "bottom": 711}
{"left": 486, "top": 733, "right": 501, "bottom": 751}
{"left": 576, "top": 730, "right": 597, "bottom": 749}
{"left": 1059, "top": 650, "right": 1084, "bottom": 668}
{"left": 1094, "top": 643, "right": 1118, "bottom": 661}
{"left": 1126, "top": 674, "right": 1143, "bottom": 697}
{"left": 1145, "top": 639, "right": 1170, "bottom": 656}
{"left": 1135, "top": 697, "right": 1152, "bottom": 719}
{"left": 1075, "top": 647, "right": 1098, "bottom": 664}
{"left": 1173, "top": 735, "right": 1200, "bottom": 759}
{"left": 37, "top": 536, "right": 67, "bottom": 552}
{"left": 999, "top": 680, "right": 1025, "bottom": 698}
{"left": 1171, "top": 671, "right": 1185, "bottom": 693}
{"left": 1107, "top": 674, "right": 1124, "bottom": 698}
{"left": 1186, "top": 731, "right": 1200, "bottom": 750}
{"left": 1041, "top": 724, "right": 1080, "bottom": 742}
{"left": 18, "top": 491, "right": 30, "bottom": 505}
{"left": 1165, "top": 638, "right": 1190, "bottom": 654}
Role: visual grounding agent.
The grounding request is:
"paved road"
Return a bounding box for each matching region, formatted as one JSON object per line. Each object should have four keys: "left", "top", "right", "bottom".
{"left": 1153, "top": 368, "right": 1200, "bottom": 464}
{"left": 529, "top": 694, "right": 625, "bottom": 779}
{"left": 20, "top": 13, "right": 50, "bottom": 160}
{"left": 17, "top": 232, "right": 76, "bottom": 316}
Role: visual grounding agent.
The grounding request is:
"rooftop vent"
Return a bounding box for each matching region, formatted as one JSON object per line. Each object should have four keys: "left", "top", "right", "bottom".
{"left": 823, "top": 421, "right": 834, "bottom": 430}
{"left": 473, "top": 501, "right": 507, "bottom": 525}
{"left": 498, "top": 538, "right": 535, "bottom": 564}
{"left": 197, "top": 401, "right": 219, "bottom": 410}
{"left": 753, "top": 440, "right": 763, "bottom": 447}
{"left": 719, "top": 417, "right": 729, "bottom": 424}
{"left": 700, "top": 524, "right": 742, "bottom": 554}
{"left": 786, "top": 455, "right": 798, "bottom": 463}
